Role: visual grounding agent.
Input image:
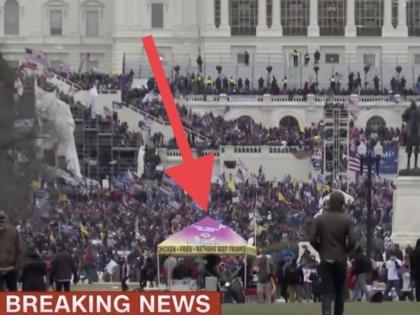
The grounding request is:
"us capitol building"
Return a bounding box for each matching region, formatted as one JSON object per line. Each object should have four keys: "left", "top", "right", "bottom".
{"left": 1, "top": 0, "right": 420, "bottom": 73}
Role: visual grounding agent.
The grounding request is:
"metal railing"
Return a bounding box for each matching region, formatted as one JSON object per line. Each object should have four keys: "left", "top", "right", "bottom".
{"left": 180, "top": 93, "right": 420, "bottom": 105}
{"left": 125, "top": 103, "right": 212, "bottom": 142}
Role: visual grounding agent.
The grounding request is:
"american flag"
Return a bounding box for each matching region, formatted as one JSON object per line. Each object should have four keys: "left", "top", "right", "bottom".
{"left": 24, "top": 48, "right": 48, "bottom": 66}
{"left": 348, "top": 155, "right": 361, "bottom": 172}
{"left": 347, "top": 155, "right": 374, "bottom": 174}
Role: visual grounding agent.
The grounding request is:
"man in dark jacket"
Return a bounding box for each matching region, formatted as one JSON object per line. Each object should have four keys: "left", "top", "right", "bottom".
{"left": 20, "top": 249, "right": 47, "bottom": 291}
{"left": 120, "top": 257, "right": 130, "bottom": 291}
{"left": 284, "top": 259, "right": 304, "bottom": 303}
{"left": 314, "top": 50, "right": 321, "bottom": 65}
{"left": 352, "top": 247, "right": 371, "bottom": 301}
{"left": 0, "top": 211, "right": 22, "bottom": 291}
{"left": 51, "top": 243, "right": 78, "bottom": 292}
{"left": 410, "top": 238, "right": 420, "bottom": 302}
{"left": 140, "top": 257, "right": 156, "bottom": 288}
{"left": 172, "top": 258, "right": 193, "bottom": 280}
{"left": 310, "top": 191, "right": 356, "bottom": 315}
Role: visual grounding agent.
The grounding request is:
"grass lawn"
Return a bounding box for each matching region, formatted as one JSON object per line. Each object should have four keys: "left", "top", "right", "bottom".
{"left": 223, "top": 302, "right": 419, "bottom": 315}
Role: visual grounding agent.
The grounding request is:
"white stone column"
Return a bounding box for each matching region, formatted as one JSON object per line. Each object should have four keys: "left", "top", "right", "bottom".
{"left": 220, "top": 0, "right": 230, "bottom": 29}
{"left": 383, "top": 0, "right": 397, "bottom": 36}
{"left": 171, "top": 0, "right": 184, "bottom": 30}
{"left": 257, "top": 0, "right": 267, "bottom": 34}
{"left": 271, "top": 0, "right": 282, "bottom": 33}
{"left": 345, "top": 0, "right": 357, "bottom": 37}
{"left": 396, "top": 0, "right": 408, "bottom": 36}
{"left": 308, "top": 0, "right": 319, "bottom": 37}
{"left": 113, "top": 0, "right": 126, "bottom": 29}
{"left": 205, "top": 0, "right": 215, "bottom": 29}
{"left": 134, "top": 0, "right": 148, "bottom": 30}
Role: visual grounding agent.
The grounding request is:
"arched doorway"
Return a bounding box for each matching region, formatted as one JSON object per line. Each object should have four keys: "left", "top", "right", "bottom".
{"left": 279, "top": 115, "right": 299, "bottom": 129}
{"left": 366, "top": 115, "right": 386, "bottom": 132}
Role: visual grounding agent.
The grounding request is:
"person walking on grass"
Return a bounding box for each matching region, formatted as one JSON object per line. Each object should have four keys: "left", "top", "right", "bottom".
{"left": 0, "top": 210, "right": 22, "bottom": 291}
{"left": 284, "top": 259, "right": 304, "bottom": 303}
{"left": 257, "top": 255, "right": 273, "bottom": 303}
{"left": 310, "top": 191, "right": 356, "bottom": 315}
{"left": 410, "top": 239, "right": 420, "bottom": 301}
{"left": 352, "top": 247, "right": 371, "bottom": 301}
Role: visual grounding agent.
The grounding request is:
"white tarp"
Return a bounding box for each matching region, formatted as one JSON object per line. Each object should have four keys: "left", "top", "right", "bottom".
{"left": 35, "top": 86, "right": 81, "bottom": 179}
{"left": 137, "top": 146, "right": 145, "bottom": 177}
{"left": 105, "top": 259, "right": 118, "bottom": 274}
{"left": 298, "top": 242, "right": 320, "bottom": 263}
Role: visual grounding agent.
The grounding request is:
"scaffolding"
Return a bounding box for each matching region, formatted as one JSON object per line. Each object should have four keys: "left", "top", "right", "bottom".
{"left": 71, "top": 108, "right": 138, "bottom": 182}
{"left": 323, "top": 103, "right": 350, "bottom": 188}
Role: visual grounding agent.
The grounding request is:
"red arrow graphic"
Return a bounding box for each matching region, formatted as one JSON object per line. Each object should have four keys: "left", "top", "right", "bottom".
{"left": 141, "top": 35, "right": 214, "bottom": 211}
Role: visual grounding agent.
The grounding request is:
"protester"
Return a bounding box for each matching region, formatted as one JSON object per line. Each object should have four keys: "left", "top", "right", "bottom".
{"left": 172, "top": 258, "right": 193, "bottom": 280}
{"left": 352, "top": 247, "right": 371, "bottom": 301}
{"left": 140, "top": 257, "right": 156, "bottom": 288}
{"left": 284, "top": 259, "right": 304, "bottom": 303}
{"left": 0, "top": 210, "right": 22, "bottom": 291}
{"left": 399, "top": 257, "right": 414, "bottom": 301}
{"left": 51, "top": 243, "right": 79, "bottom": 292}
{"left": 120, "top": 257, "right": 130, "bottom": 291}
{"left": 310, "top": 191, "right": 356, "bottom": 315}
{"left": 20, "top": 249, "right": 47, "bottom": 291}
{"left": 257, "top": 255, "right": 273, "bottom": 303}
{"left": 410, "top": 239, "right": 420, "bottom": 301}
{"left": 384, "top": 255, "right": 402, "bottom": 300}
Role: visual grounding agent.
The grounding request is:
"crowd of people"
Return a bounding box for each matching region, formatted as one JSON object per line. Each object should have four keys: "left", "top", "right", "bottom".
{"left": 0, "top": 153, "right": 399, "bottom": 293}
{"left": 70, "top": 101, "right": 142, "bottom": 149}
{"left": 123, "top": 72, "right": 420, "bottom": 102}
{"left": 128, "top": 95, "right": 323, "bottom": 148}
{"left": 2, "top": 61, "right": 419, "bottom": 306}
{"left": 55, "top": 70, "right": 132, "bottom": 91}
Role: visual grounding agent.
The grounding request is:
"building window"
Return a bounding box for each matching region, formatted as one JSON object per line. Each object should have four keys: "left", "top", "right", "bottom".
{"left": 363, "top": 54, "right": 376, "bottom": 66}
{"left": 4, "top": 0, "right": 19, "bottom": 35}
{"left": 50, "top": 10, "right": 63, "bottom": 35}
{"left": 414, "top": 54, "right": 420, "bottom": 64}
{"left": 266, "top": 0, "right": 273, "bottom": 28}
{"left": 281, "top": 0, "right": 309, "bottom": 36}
{"left": 229, "top": 0, "right": 258, "bottom": 36}
{"left": 215, "top": 0, "right": 221, "bottom": 28}
{"left": 325, "top": 53, "right": 340, "bottom": 64}
{"left": 318, "top": 0, "right": 346, "bottom": 36}
{"left": 356, "top": 0, "right": 383, "bottom": 36}
{"left": 408, "top": 0, "right": 420, "bottom": 36}
{"left": 151, "top": 3, "right": 164, "bottom": 29}
{"left": 392, "top": 0, "right": 398, "bottom": 28}
{"left": 86, "top": 11, "right": 99, "bottom": 37}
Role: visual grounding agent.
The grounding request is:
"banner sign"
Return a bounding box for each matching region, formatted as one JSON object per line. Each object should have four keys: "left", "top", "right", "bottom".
{"left": 0, "top": 292, "right": 221, "bottom": 315}
{"left": 379, "top": 142, "right": 399, "bottom": 174}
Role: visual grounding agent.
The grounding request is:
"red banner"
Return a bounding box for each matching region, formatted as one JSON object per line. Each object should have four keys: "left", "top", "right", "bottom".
{"left": 0, "top": 292, "right": 221, "bottom": 315}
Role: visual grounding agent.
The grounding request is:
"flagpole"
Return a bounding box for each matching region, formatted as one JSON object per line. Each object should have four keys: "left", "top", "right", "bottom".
{"left": 254, "top": 193, "right": 257, "bottom": 248}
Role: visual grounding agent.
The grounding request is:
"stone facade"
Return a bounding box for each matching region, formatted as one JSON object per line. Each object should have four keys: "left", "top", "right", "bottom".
{"left": 1, "top": 0, "right": 420, "bottom": 75}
